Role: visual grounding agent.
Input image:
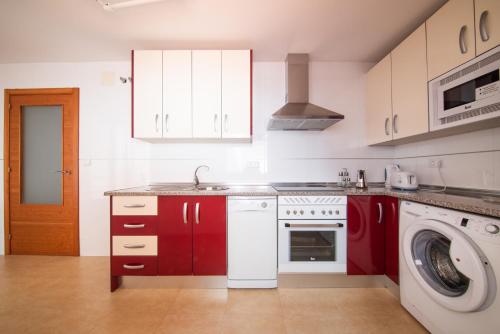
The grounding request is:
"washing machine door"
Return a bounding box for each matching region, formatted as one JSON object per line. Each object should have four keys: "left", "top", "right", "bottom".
{"left": 403, "top": 219, "right": 489, "bottom": 312}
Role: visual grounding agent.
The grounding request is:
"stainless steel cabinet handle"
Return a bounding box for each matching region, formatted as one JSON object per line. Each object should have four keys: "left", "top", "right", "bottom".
{"left": 123, "top": 264, "right": 144, "bottom": 270}
{"left": 393, "top": 114, "right": 398, "bottom": 134}
{"left": 214, "top": 114, "right": 218, "bottom": 132}
{"left": 284, "top": 223, "right": 344, "bottom": 228}
{"left": 377, "top": 202, "right": 383, "bottom": 224}
{"left": 123, "top": 224, "right": 145, "bottom": 229}
{"left": 183, "top": 202, "right": 188, "bottom": 224}
{"left": 123, "top": 244, "right": 146, "bottom": 249}
{"left": 155, "top": 114, "right": 159, "bottom": 132}
{"left": 224, "top": 114, "right": 228, "bottom": 132}
{"left": 195, "top": 202, "right": 200, "bottom": 224}
{"left": 123, "top": 204, "right": 146, "bottom": 208}
{"left": 384, "top": 117, "right": 390, "bottom": 136}
{"left": 459, "top": 25, "right": 468, "bottom": 54}
{"left": 479, "top": 11, "right": 490, "bottom": 42}
{"left": 165, "top": 114, "right": 169, "bottom": 133}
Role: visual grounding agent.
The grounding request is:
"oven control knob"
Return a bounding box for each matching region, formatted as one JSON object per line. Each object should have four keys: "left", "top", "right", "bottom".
{"left": 286, "top": 210, "right": 290, "bottom": 215}
{"left": 293, "top": 210, "right": 297, "bottom": 215}
{"left": 328, "top": 210, "right": 333, "bottom": 215}
{"left": 321, "top": 210, "right": 326, "bottom": 215}
{"left": 300, "top": 210, "right": 304, "bottom": 215}
{"left": 335, "top": 210, "right": 340, "bottom": 215}
{"left": 311, "top": 210, "right": 315, "bottom": 215}
{"left": 485, "top": 223, "right": 500, "bottom": 235}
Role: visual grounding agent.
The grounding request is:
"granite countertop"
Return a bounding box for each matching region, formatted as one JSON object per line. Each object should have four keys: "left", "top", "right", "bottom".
{"left": 104, "top": 184, "right": 500, "bottom": 218}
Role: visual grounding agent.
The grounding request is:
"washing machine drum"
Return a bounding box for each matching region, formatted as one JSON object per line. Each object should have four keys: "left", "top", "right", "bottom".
{"left": 403, "top": 219, "right": 490, "bottom": 312}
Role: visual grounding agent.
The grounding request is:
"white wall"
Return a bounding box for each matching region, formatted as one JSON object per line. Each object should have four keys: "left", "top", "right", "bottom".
{"left": 393, "top": 128, "right": 500, "bottom": 191}
{"left": 0, "top": 60, "right": 394, "bottom": 255}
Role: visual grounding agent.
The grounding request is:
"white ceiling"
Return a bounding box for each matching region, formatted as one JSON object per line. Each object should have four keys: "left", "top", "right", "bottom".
{"left": 0, "top": 0, "right": 446, "bottom": 63}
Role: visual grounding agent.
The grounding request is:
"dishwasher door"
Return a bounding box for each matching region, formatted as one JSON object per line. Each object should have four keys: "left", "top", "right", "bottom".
{"left": 227, "top": 196, "right": 277, "bottom": 288}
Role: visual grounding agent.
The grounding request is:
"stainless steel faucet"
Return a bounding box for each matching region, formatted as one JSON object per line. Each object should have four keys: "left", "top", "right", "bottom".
{"left": 193, "top": 165, "right": 209, "bottom": 187}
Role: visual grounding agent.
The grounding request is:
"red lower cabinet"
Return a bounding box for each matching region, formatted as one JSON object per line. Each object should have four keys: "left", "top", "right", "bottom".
{"left": 192, "top": 196, "right": 227, "bottom": 275}
{"left": 158, "top": 196, "right": 194, "bottom": 275}
{"left": 347, "top": 196, "right": 385, "bottom": 275}
{"left": 384, "top": 196, "right": 399, "bottom": 284}
{"left": 158, "top": 196, "right": 227, "bottom": 276}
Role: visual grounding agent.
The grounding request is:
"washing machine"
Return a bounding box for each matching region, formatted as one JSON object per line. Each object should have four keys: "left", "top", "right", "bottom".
{"left": 399, "top": 201, "right": 500, "bottom": 334}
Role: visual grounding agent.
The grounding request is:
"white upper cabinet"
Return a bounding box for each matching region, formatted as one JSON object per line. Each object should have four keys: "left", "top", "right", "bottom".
{"left": 475, "top": 0, "right": 500, "bottom": 55}
{"left": 391, "top": 24, "right": 429, "bottom": 140}
{"left": 221, "top": 50, "right": 252, "bottom": 139}
{"left": 426, "top": 0, "right": 475, "bottom": 80}
{"left": 192, "top": 50, "right": 222, "bottom": 138}
{"left": 366, "top": 54, "right": 392, "bottom": 145}
{"left": 163, "top": 50, "right": 192, "bottom": 138}
{"left": 133, "top": 50, "right": 163, "bottom": 138}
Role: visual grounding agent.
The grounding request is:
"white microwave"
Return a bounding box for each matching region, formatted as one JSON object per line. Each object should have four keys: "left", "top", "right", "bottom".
{"left": 429, "top": 45, "right": 500, "bottom": 131}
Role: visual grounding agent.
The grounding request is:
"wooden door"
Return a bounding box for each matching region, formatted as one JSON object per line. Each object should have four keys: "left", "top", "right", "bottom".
{"left": 221, "top": 50, "right": 251, "bottom": 139}
{"left": 391, "top": 24, "right": 429, "bottom": 140}
{"left": 475, "top": 0, "right": 500, "bottom": 55}
{"left": 5, "top": 88, "right": 79, "bottom": 255}
{"left": 347, "top": 196, "right": 385, "bottom": 275}
{"left": 192, "top": 50, "right": 222, "bottom": 138}
{"left": 426, "top": 0, "right": 475, "bottom": 80}
{"left": 163, "top": 50, "right": 193, "bottom": 138}
{"left": 384, "top": 196, "right": 399, "bottom": 284}
{"left": 192, "top": 196, "right": 226, "bottom": 275}
{"left": 132, "top": 50, "right": 163, "bottom": 138}
{"left": 158, "top": 196, "right": 193, "bottom": 275}
{"left": 366, "top": 54, "right": 393, "bottom": 145}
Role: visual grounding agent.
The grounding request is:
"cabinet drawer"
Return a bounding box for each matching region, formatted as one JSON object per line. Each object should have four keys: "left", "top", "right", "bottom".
{"left": 112, "top": 236, "right": 158, "bottom": 256}
{"left": 111, "top": 256, "right": 158, "bottom": 276}
{"left": 111, "top": 216, "right": 157, "bottom": 235}
{"left": 112, "top": 196, "right": 158, "bottom": 216}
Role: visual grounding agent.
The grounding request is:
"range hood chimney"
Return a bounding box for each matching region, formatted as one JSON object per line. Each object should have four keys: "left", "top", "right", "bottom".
{"left": 267, "top": 54, "right": 344, "bottom": 131}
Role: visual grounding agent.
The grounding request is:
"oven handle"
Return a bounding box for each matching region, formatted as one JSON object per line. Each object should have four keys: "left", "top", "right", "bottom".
{"left": 284, "top": 223, "right": 344, "bottom": 228}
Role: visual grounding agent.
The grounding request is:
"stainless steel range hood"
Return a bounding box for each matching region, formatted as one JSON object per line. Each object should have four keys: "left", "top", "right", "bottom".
{"left": 267, "top": 54, "right": 344, "bottom": 131}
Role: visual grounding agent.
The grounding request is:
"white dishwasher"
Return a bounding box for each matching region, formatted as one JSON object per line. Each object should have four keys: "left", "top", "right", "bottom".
{"left": 227, "top": 196, "right": 277, "bottom": 288}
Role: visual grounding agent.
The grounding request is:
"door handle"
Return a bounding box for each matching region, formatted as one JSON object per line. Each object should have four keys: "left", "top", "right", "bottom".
{"left": 459, "top": 25, "right": 468, "bottom": 54}
{"left": 479, "top": 11, "right": 489, "bottom": 42}
{"left": 377, "top": 202, "right": 383, "bottom": 224}
{"left": 224, "top": 114, "right": 228, "bottom": 132}
{"left": 165, "top": 114, "right": 169, "bottom": 133}
{"left": 123, "top": 224, "right": 145, "bottom": 229}
{"left": 284, "top": 223, "right": 344, "bottom": 228}
{"left": 183, "top": 202, "right": 188, "bottom": 224}
{"left": 155, "top": 113, "right": 159, "bottom": 132}
{"left": 392, "top": 114, "right": 398, "bottom": 134}
{"left": 123, "top": 244, "right": 146, "bottom": 249}
{"left": 195, "top": 202, "right": 200, "bottom": 224}
{"left": 55, "top": 170, "right": 72, "bottom": 175}
{"left": 384, "top": 117, "right": 390, "bottom": 136}
{"left": 123, "top": 264, "right": 145, "bottom": 270}
{"left": 214, "top": 114, "right": 218, "bottom": 132}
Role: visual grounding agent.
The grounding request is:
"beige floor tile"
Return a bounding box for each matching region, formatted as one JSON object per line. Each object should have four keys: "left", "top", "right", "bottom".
{"left": 220, "top": 313, "right": 287, "bottom": 334}
{"left": 225, "top": 288, "right": 282, "bottom": 315}
{"left": 279, "top": 289, "right": 339, "bottom": 316}
{"left": 171, "top": 289, "right": 228, "bottom": 315}
{"left": 155, "top": 313, "right": 223, "bottom": 334}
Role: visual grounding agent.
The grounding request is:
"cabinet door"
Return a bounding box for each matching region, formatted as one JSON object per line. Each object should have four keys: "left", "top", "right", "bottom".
{"left": 426, "top": 0, "right": 475, "bottom": 80}
{"left": 384, "top": 197, "right": 399, "bottom": 284}
{"left": 221, "top": 50, "right": 251, "bottom": 139}
{"left": 158, "top": 196, "right": 193, "bottom": 275}
{"left": 163, "top": 50, "right": 192, "bottom": 138}
{"left": 391, "top": 24, "right": 429, "bottom": 140}
{"left": 347, "top": 196, "right": 385, "bottom": 275}
{"left": 192, "top": 50, "right": 222, "bottom": 138}
{"left": 366, "top": 55, "right": 392, "bottom": 145}
{"left": 133, "top": 50, "right": 163, "bottom": 138}
{"left": 192, "top": 196, "right": 226, "bottom": 275}
{"left": 475, "top": 0, "right": 500, "bottom": 55}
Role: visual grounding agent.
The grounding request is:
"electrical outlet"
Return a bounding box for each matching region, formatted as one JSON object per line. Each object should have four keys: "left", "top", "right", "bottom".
{"left": 429, "top": 159, "right": 442, "bottom": 168}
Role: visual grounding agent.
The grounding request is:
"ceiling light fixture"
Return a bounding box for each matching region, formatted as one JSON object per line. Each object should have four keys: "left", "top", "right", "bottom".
{"left": 96, "top": 0, "right": 166, "bottom": 11}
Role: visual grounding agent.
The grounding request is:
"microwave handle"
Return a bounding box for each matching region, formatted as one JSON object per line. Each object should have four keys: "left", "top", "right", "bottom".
{"left": 284, "top": 223, "right": 344, "bottom": 228}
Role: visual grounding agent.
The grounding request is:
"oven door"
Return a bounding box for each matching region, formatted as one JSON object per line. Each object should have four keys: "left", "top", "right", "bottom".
{"left": 278, "top": 220, "right": 346, "bottom": 273}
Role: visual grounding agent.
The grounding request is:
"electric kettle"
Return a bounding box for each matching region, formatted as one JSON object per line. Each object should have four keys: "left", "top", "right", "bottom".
{"left": 356, "top": 170, "right": 368, "bottom": 189}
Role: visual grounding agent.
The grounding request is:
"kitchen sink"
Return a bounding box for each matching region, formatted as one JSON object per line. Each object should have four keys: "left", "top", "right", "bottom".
{"left": 145, "top": 184, "right": 229, "bottom": 192}
{"left": 195, "top": 185, "right": 230, "bottom": 191}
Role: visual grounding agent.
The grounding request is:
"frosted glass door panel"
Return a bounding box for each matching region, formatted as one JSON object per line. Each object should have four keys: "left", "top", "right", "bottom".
{"left": 22, "top": 105, "right": 62, "bottom": 204}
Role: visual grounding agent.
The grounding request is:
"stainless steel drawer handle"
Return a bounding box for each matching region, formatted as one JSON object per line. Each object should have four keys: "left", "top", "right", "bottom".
{"left": 123, "top": 224, "right": 145, "bottom": 229}
{"left": 479, "top": 11, "right": 489, "bottom": 42}
{"left": 123, "top": 244, "right": 146, "bottom": 249}
{"left": 284, "top": 223, "right": 344, "bottom": 228}
{"left": 123, "top": 264, "right": 145, "bottom": 270}
{"left": 459, "top": 25, "right": 468, "bottom": 54}
{"left": 123, "top": 204, "right": 146, "bottom": 208}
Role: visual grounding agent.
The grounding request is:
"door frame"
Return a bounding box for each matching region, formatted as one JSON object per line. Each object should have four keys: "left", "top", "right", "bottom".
{"left": 3, "top": 88, "right": 80, "bottom": 255}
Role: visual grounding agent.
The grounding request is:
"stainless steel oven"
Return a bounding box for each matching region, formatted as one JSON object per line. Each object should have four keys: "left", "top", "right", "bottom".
{"left": 277, "top": 196, "right": 347, "bottom": 273}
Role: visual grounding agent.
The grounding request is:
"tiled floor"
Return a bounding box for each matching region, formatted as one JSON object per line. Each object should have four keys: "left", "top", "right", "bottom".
{"left": 0, "top": 256, "right": 428, "bottom": 333}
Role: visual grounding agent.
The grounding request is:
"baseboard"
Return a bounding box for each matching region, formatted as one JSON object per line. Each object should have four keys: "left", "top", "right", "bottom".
{"left": 278, "top": 273, "right": 388, "bottom": 288}
{"left": 121, "top": 275, "right": 227, "bottom": 289}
